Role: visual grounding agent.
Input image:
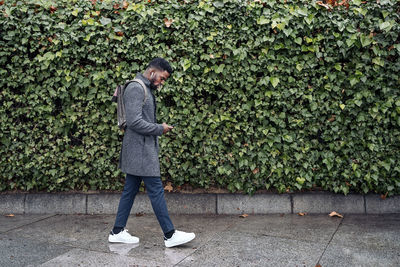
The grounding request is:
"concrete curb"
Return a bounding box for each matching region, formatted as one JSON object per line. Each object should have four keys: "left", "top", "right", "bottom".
{"left": 1, "top": 192, "right": 399, "bottom": 215}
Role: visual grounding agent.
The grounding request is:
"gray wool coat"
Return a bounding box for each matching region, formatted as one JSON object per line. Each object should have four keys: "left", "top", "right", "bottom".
{"left": 119, "top": 73, "right": 164, "bottom": 177}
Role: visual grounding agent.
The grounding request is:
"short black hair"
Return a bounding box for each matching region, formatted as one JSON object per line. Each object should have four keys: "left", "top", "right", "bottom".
{"left": 147, "top": 58, "right": 173, "bottom": 74}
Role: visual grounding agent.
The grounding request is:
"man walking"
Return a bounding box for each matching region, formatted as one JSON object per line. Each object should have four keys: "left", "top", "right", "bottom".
{"left": 108, "top": 58, "right": 195, "bottom": 248}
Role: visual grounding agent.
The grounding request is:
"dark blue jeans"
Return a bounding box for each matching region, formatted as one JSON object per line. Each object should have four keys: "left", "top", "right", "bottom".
{"left": 113, "top": 174, "right": 174, "bottom": 235}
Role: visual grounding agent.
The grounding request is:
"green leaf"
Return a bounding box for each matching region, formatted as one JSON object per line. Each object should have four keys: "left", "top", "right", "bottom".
{"left": 72, "top": 9, "right": 79, "bottom": 16}
{"left": 270, "top": 77, "right": 280, "bottom": 88}
{"left": 379, "top": 20, "right": 394, "bottom": 32}
{"left": 257, "top": 16, "right": 269, "bottom": 25}
{"left": 372, "top": 57, "right": 384, "bottom": 67}
{"left": 283, "top": 135, "right": 293, "bottom": 143}
{"left": 296, "top": 177, "right": 305, "bottom": 185}
{"left": 136, "top": 34, "right": 144, "bottom": 43}
{"left": 294, "top": 37, "right": 302, "bottom": 45}
{"left": 350, "top": 77, "right": 359, "bottom": 86}
{"left": 182, "top": 59, "right": 191, "bottom": 71}
{"left": 304, "top": 14, "right": 313, "bottom": 25}
{"left": 360, "top": 35, "right": 372, "bottom": 47}
{"left": 100, "top": 17, "right": 111, "bottom": 25}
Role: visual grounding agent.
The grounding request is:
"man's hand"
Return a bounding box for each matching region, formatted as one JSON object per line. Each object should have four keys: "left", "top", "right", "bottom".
{"left": 162, "top": 123, "right": 173, "bottom": 134}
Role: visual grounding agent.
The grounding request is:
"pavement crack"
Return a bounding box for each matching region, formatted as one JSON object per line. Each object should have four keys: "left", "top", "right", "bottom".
{"left": 316, "top": 217, "right": 344, "bottom": 266}
{"left": 0, "top": 214, "right": 58, "bottom": 234}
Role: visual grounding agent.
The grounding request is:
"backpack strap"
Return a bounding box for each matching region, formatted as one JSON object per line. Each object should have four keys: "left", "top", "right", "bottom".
{"left": 131, "top": 78, "right": 148, "bottom": 106}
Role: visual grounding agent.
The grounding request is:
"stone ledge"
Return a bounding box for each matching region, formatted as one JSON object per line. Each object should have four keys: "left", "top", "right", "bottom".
{"left": 217, "top": 194, "right": 291, "bottom": 214}
{"left": 25, "top": 194, "right": 86, "bottom": 214}
{"left": 1, "top": 192, "right": 399, "bottom": 215}
{"left": 293, "top": 192, "right": 365, "bottom": 214}
{"left": 365, "top": 195, "right": 400, "bottom": 214}
{"left": 0, "top": 194, "right": 25, "bottom": 214}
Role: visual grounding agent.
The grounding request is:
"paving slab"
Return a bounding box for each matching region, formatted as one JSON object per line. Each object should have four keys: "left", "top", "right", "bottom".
{"left": 319, "top": 214, "right": 400, "bottom": 267}
{"left": 39, "top": 248, "right": 161, "bottom": 267}
{"left": 5, "top": 214, "right": 116, "bottom": 247}
{"left": 319, "top": 244, "right": 400, "bottom": 267}
{"left": 178, "top": 232, "right": 324, "bottom": 267}
{"left": 0, "top": 193, "right": 25, "bottom": 214}
{"left": 0, "top": 234, "right": 72, "bottom": 267}
{"left": 217, "top": 194, "right": 291, "bottom": 214}
{"left": 225, "top": 214, "right": 341, "bottom": 244}
{"left": 0, "top": 214, "right": 54, "bottom": 233}
{"left": 293, "top": 192, "right": 365, "bottom": 214}
{"left": 327, "top": 214, "right": 400, "bottom": 251}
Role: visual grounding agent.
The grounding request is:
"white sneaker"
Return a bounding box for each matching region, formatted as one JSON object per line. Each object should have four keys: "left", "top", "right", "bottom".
{"left": 108, "top": 229, "right": 139, "bottom": 244}
{"left": 164, "top": 230, "right": 195, "bottom": 248}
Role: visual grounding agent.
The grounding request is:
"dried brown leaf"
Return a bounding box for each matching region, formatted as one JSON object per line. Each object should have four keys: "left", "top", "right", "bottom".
{"left": 239, "top": 214, "right": 249, "bottom": 218}
{"left": 50, "top": 6, "right": 57, "bottom": 13}
{"left": 328, "top": 115, "right": 336, "bottom": 122}
{"left": 5, "top": 214, "right": 15, "bottom": 217}
{"left": 164, "top": 18, "right": 174, "bottom": 28}
{"left": 164, "top": 182, "right": 173, "bottom": 192}
{"left": 316, "top": 1, "right": 332, "bottom": 10}
{"left": 297, "top": 212, "right": 307, "bottom": 216}
{"left": 329, "top": 211, "right": 343, "bottom": 218}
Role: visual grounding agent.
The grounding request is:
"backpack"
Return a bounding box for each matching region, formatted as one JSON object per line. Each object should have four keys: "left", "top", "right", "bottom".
{"left": 111, "top": 79, "right": 148, "bottom": 130}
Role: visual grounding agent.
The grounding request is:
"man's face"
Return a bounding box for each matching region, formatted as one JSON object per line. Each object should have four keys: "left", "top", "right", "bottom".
{"left": 150, "top": 70, "right": 170, "bottom": 89}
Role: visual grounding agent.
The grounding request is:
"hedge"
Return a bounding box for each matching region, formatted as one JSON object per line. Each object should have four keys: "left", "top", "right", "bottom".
{"left": 0, "top": 0, "right": 399, "bottom": 195}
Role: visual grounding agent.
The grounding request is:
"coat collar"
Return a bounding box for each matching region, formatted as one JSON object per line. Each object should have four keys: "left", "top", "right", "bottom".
{"left": 135, "top": 73, "right": 151, "bottom": 89}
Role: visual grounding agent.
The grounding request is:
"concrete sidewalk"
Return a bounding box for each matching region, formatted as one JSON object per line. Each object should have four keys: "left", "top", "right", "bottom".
{"left": 0, "top": 213, "right": 399, "bottom": 266}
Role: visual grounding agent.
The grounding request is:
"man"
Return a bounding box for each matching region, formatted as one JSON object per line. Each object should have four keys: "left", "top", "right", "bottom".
{"left": 108, "top": 58, "right": 195, "bottom": 248}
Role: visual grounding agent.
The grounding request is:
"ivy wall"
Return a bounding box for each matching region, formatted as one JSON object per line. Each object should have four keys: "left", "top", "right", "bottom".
{"left": 0, "top": 0, "right": 399, "bottom": 195}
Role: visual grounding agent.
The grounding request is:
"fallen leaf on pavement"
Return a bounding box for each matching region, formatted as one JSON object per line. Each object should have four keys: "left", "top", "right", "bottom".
{"left": 329, "top": 211, "right": 343, "bottom": 218}
{"left": 380, "top": 192, "right": 388, "bottom": 200}
{"left": 5, "top": 214, "right": 15, "bottom": 217}
{"left": 316, "top": 264, "right": 322, "bottom": 267}
{"left": 135, "top": 212, "right": 144, "bottom": 217}
{"left": 239, "top": 214, "right": 249, "bottom": 218}
{"left": 164, "top": 182, "right": 173, "bottom": 192}
{"left": 297, "top": 212, "right": 307, "bottom": 216}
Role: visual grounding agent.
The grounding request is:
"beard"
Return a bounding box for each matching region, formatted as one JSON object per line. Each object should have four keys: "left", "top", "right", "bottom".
{"left": 149, "top": 77, "right": 158, "bottom": 90}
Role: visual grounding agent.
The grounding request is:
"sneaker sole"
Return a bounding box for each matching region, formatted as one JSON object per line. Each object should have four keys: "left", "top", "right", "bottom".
{"left": 108, "top": 236, "right": 139, "bottom": 244}
{"left": 165, "top": 234, "right": 195, "bottom": 248}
